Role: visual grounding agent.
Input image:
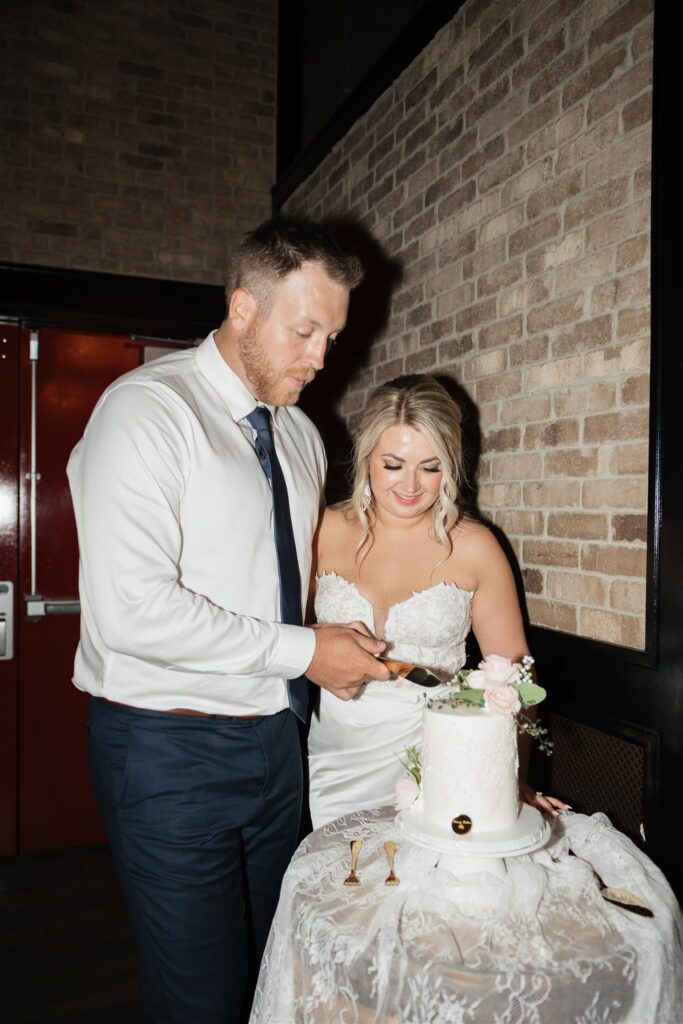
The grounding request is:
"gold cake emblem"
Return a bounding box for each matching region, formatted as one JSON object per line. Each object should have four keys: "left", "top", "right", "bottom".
{"left": 451, "top": 814, "right": 472, "bottom": 835}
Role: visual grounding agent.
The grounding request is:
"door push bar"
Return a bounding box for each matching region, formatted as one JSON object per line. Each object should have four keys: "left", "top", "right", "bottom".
{"left": 25, "top": 596, "right": 81, "bottom": 620}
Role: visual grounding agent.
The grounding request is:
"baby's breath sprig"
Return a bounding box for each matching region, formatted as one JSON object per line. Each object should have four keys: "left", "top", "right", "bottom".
{"left": 398, "top": 745, "right": 422, "bottom": 785}
{"left": 518, "top": 654, "right": 535, "bottom": 686}
{"left": 517, "top": 711, "right": 554, "bottom": 755}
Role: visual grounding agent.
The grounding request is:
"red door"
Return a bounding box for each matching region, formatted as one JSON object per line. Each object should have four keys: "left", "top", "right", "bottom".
{"left": 0, "top": 324, "right": 139, "bottom": 855}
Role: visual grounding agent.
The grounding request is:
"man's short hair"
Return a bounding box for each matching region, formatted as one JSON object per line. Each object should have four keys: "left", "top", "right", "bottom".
{"left": 225, "top": 215, "right": 363, "bottom": 309}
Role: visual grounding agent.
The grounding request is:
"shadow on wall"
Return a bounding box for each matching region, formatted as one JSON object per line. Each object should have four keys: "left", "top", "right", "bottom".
{"left": 299, "top": 219, "right": 530, "bottom": 650}
{"left": 298, "top": 217, "right": 403, "bottom": 503}
{"left": 435, "top": 374, "right": 532, "bottom": 652}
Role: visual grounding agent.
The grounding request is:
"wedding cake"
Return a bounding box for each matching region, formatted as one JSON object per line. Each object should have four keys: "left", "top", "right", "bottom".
{"left": 396, "top": 656, "right": 550, "bottom": 855}
{"left": 417, "top": 703, "right": 520, "bottom": 838}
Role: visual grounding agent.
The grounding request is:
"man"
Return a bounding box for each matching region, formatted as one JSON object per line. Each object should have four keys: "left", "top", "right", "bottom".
{"left": 68, "top": 216, "right": 390, "bottom": 1023}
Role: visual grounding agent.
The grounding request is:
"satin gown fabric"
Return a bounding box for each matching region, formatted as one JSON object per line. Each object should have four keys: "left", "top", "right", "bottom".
{"left": 308, "top": 572, "right": 473, "bottom": 830}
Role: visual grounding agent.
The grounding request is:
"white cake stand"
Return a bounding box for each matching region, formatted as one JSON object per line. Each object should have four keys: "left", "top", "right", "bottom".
{"left": 397, "top": 802, "right": 551, "bottom": 879}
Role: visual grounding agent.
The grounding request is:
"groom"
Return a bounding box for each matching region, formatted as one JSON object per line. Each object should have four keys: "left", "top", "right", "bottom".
{"left": 68, "top": 215, "right": 390, "bottom": 1023}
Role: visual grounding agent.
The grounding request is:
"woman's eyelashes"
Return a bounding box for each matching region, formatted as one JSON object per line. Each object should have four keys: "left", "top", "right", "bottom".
{"left": 381, "top": 462, "right": 441, "bottom": 473}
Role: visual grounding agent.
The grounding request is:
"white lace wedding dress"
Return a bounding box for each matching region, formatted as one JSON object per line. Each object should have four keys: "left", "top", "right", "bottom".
{"left": 308, "top": 571, "right": 473, "bottom": 830}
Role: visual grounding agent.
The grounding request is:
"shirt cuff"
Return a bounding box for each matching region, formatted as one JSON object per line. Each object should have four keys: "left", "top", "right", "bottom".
{"left": 273, "top": 624, "right": 317, "bottom": 679}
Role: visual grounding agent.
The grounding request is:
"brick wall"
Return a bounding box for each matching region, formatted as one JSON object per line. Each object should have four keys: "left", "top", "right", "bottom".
{"left": 0, "top": 0, "right": 275, "bottom": 283}
{"left": 286, "top": 0, "right": 653, "bottom": 649}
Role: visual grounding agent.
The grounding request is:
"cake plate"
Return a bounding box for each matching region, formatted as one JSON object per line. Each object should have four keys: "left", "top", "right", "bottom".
{"left": 397, "top": 802, "right": 551, "bottom": 879}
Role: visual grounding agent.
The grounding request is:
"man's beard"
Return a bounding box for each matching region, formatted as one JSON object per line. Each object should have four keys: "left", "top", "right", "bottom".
{"left": 238, "top": 319, "right": 314, "bottom": 406}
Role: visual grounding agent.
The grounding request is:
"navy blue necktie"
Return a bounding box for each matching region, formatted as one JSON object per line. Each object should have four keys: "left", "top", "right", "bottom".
{"left": 246, "top": 407, "right": 308, "bottom": 722}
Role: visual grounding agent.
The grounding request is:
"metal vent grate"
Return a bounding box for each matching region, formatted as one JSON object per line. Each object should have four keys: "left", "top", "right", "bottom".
{"left": 530, "top": 712, "right": 647, "bottom": 843}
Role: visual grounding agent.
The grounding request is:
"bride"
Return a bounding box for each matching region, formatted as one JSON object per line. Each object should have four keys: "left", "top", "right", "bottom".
{"left": 308, "top": 374, "right": 567, "bottom": 830}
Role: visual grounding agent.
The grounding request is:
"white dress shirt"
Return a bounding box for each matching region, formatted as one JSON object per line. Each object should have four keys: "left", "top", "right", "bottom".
{"left": 67, "top": 333, "right": 324, "bottom": 715}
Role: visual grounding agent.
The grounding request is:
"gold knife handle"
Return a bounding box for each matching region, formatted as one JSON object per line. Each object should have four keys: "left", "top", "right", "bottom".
{"left": 379, "top": 658, "right": 442, "bottom": 688}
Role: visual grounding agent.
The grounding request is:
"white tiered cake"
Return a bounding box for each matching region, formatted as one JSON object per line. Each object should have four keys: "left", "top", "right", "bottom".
{"left": 397, "top": 700, "right": 549, "bottom": 872}
{"left": 419, "top": 704, "right": 519, "bottom": 837}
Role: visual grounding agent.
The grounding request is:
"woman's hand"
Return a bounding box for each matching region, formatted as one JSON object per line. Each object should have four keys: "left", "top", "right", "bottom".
{"left": 520, "top": 781, "right": 571, "bottom": 818}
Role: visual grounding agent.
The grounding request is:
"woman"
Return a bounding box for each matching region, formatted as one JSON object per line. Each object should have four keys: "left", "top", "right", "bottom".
{"left": 308, "top": 374, "right": 566, "bottom": 829}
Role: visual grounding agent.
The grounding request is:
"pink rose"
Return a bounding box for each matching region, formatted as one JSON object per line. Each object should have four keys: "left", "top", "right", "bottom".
{"left": 470, "top": 655, "right": 519, "bottom": 689}
{"left": 395, "top": 774, "right": 420, "bottom": 811}
{"left": 485, "top": 683, "right": 522, "bottom": 716}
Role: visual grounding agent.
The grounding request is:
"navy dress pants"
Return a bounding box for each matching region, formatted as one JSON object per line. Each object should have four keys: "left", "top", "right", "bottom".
{"left": 87, "top": 698, "right": 302, "bottom": 1024}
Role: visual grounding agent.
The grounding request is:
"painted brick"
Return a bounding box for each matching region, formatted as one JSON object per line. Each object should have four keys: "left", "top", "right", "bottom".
{"left": 495, "top": 510, "right": 545, "bottom": 536}
{"left": 584, "top": 337, "right": 649, "bottom": 379}
{"left": 489, "top": 452, "right": 543, "bottom": 481}
{"left": 610, "top": 577, "right": 646, "bottom": 612}
{"left": 523, "top": 354, "right": 582, "bottom": 392}
{"left": 612, "top": 513, "right": 647, "bottom": 542}
{"left": 617, "top": 234, "right": 650, "bottom": 272}
{"left": 522, "top": 568, "right": 544, "bottom": 594}
{"left": 620, "top": 374, "right": 650, "bottom": 406}
{"left": 482, "top": 427, "right": 521, "bottom": 453}
{"left": 478, "top": 481, "right": 522, "bottom": 508}
{"left": 586, "top": 127, "right": 652, "bottom": 187}
{"left": 500, "top": 278, "right": 551, "bottom": 316}
{"left": 524, "top": 418, "right": 580, "bottom": 449}
{"left": 584, "top": 408, "right": 649, "bottom": 443}
{"left": 526, "top": 597, "right": 578, "bottom": 632}
{"left": 547, "top": 570, "right": 607, "bottom": 605}
{"left": 477, "top": 259, "right": 524, "bottom": 298}
{"left": 508, "top": 95, "right": 560, "bottom": 149}
{"left": 500, "top": 394, "right": 552, "bottom": 425}
{"left": 589, "top": 0, "right": 653, "bottom": 55}
{"left": 581, "top": 543, "right": 647, "bottom": 576}
{"left": 564, "top": 176, "right": 629, "bottom": 231}
{"left": 455, "top": 297, "right": 498, "bottom": 333}
{"left": 526, "top": 169, "right": 583, "bottom": 221}
{"left": 554, "top": 251, "right": 615, "bottom": 297}
{"left": 579, "top": 607, "right": 644, "bottom": 648}
{"left": 545, "top": 447, "right": 600, "bottom": 477}
{"left": 509, "top": 214, "right": 561, "bottom": 258}
{"left": 551, "top": 315, "right": 612, "bottom": 358}
{"left": 586, "top": 199, "right": 650, "bottom": 254}
{"left": 523, "top": 479, "right": 581, "bottom": 508}
{"left": 272, "top": 0, "right": 652, "bottom": 650}
{"left": 510, "top": 336, "right": 549, "bottom": 367}
{"left": 582, "top": 477, "right": 648, "bottom": 508}
{"left": 617, "top": 307, "right": 649, "bottom": 341}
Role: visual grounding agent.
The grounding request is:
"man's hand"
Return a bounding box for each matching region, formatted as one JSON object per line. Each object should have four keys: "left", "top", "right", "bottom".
{"left": 306, "top": 621, "right": 390, "bottom": 700}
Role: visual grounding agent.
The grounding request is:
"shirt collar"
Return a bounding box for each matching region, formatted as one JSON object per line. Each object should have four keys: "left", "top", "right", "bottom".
{"left": 195, "top": 332, "right": 280, "bottom": 426}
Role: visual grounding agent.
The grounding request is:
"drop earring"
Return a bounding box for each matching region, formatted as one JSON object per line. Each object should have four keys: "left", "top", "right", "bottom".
{"left": 361, "top": 482, "right": 372, "bottom": 511}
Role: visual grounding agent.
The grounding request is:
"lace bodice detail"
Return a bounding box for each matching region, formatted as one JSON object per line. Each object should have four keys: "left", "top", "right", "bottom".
{"left": 314, "top": 572, "right": 472, "bottom": 680}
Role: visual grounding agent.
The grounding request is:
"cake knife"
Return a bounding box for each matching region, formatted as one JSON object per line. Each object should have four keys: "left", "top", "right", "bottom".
{"left": 568, "top": 851, "right": 654, "bottom": 916}
{"left": 380, "top": 657, "right": 443, "bottom": 688}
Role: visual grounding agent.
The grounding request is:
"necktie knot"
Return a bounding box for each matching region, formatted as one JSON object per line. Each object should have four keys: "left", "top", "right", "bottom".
{"left": 246, "top": 405, "right": 272, "bottom": 438}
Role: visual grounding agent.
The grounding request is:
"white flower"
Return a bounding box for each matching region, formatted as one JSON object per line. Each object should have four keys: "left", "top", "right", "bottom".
{"left": 470, "top": 654, "right": 519, "bottom": 689}
{"left": 395, "top": 774, "right": 420, "bottom": 811}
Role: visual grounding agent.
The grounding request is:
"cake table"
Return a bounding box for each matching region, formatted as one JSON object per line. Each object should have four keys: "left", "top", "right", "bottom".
{"left": 250, "top": 807, "right": 683, "bottom": 1024}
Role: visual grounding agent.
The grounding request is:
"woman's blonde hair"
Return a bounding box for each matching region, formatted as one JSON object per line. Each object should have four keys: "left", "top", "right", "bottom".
{"left": 343, "top": 374, "right": 465, "bottom": 564}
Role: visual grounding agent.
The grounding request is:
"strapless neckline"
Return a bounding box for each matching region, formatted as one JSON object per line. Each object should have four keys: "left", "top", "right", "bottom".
{"left": 315, "top": 571, "right": 473, "bottom": 639}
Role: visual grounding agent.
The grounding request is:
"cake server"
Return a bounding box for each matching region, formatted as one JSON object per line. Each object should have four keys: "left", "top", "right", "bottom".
{"left": 380, "top": 658, "right": 443, "bottom": 688}
{"left": 569, "top": 851, "right": 654, "bottom": 916}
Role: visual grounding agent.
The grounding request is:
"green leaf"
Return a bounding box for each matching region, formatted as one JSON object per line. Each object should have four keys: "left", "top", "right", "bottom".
{"left": 516, "top": 682, "right": 546, "bottom": 707}
{"left": 442, "top": 689, "right": 485, "bottom": 707}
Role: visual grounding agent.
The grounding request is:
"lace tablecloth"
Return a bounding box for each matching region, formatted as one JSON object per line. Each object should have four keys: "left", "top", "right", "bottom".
{"left": 250, "top": 808, "right": 683, "bottom": 1024}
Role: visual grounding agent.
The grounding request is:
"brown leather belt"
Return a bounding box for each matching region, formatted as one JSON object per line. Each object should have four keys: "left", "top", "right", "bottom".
{"left": 104, "top": 699, "right": 260, "bottom": 720}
